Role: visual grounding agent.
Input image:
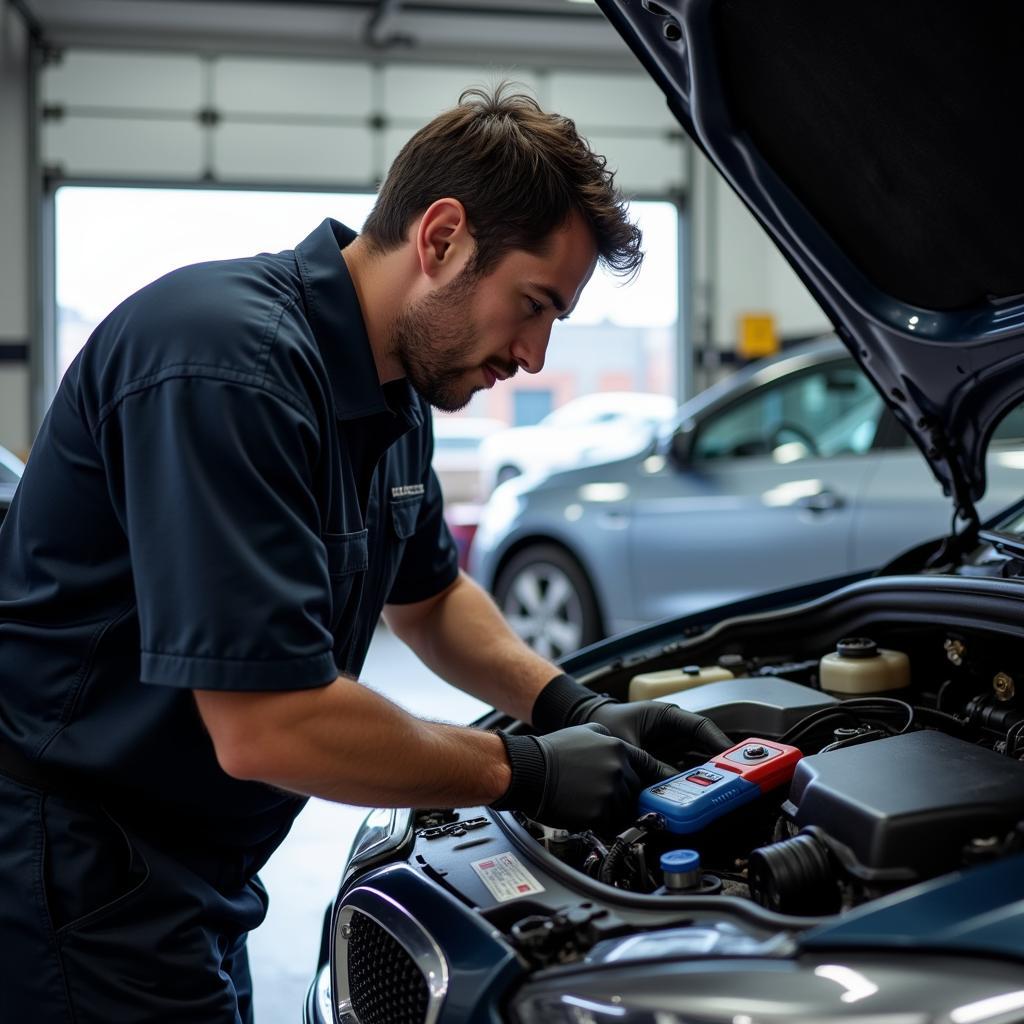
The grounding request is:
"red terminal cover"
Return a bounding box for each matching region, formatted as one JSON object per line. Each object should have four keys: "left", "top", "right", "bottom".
{"left": 710, "top": 737, "right": 803, "bottom": 792}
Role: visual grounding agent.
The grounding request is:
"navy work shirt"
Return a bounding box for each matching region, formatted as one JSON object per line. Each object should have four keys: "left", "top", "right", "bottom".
{"left": 0, "top": 219, "right": 459, "bottom": 858}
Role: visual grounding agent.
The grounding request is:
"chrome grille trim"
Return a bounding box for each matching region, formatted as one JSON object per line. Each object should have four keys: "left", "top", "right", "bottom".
{"left": 333, "top": 884, "right": 449, "bottom": 1024}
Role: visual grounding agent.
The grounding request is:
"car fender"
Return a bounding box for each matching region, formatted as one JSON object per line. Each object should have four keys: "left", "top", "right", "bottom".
{"left": 482, "top": 515, "right": 640, "bottom": 639}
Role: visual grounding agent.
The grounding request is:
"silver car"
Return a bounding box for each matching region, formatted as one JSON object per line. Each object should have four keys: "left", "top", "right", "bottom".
{"left": 470, "top": 337, "right": 1024, "bottom": 658}
{"left": 0, "top": 445, "right": 24, "bottom": 527}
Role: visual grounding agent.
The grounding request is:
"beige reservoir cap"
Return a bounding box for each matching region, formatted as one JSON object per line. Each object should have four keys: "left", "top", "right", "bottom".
{"left": 820, "top": 637, "right": 910, "bottom": 695}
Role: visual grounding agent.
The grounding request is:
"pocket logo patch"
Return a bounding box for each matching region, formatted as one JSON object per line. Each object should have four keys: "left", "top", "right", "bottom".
{"left": 391, "top": 484, "right": 425, "bottom": 499}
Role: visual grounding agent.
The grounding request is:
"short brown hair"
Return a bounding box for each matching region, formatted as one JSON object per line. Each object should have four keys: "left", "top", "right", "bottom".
{"left": 361, "top": 83, "right": 643, "bottom": 278}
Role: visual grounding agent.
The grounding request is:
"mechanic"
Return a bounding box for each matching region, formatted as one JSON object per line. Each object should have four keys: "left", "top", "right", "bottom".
{"left": 0, "top": 85, "right": 729, "bottom": 1022}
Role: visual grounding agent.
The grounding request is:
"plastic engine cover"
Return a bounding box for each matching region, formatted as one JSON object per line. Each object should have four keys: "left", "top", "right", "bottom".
{"left": 655, "top": 677, "right": 838, "bottom": 737}
{"left": 783, "top": 730, "right": 1024, "bottom": 876}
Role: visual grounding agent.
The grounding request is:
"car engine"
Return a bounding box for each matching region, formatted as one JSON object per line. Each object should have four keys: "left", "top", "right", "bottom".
{"left": 512, "top": 626, "right": 1024, "bottom": 918}
{"left": 324, "top": 583, "right": 1024, "bottom": 1011}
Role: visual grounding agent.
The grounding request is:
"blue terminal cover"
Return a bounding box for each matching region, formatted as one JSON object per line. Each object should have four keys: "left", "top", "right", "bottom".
{"left": 639, "top": 764, "right": 760, "bottom": 834}
{"left": 661, "top": 849, "right": 701, "bottom": 873}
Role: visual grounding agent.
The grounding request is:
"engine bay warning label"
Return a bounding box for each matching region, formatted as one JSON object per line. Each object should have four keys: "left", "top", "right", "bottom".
{"left": 471, "top": 851, "right": 545, "bottom": 903}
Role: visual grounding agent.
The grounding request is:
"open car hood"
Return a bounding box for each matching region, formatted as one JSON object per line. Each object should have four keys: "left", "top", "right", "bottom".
{"left": 599, "top": 0, "right": 1024, "bottom": 533}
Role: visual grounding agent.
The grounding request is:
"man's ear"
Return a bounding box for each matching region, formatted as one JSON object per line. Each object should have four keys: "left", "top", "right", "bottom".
{"left": 414, "top": 198, "right": 473, "bottom": 281}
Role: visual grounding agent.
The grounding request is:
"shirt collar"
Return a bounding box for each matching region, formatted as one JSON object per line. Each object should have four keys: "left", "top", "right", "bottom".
{"left": 293, "top": 218, "right": 421, "bottom": 430}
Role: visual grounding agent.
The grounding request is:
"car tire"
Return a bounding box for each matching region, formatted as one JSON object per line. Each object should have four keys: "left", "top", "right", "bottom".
{"left": 493, "top": 544, "right": 602, "bottom": 660}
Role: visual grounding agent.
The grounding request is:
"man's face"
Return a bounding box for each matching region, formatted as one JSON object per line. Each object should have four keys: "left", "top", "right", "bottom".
{"left": 388, "top": 212, "right": 598, "bottom": 412}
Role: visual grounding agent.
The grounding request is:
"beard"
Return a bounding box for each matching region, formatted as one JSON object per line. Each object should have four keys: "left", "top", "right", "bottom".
{"left": 387, "top": 268, "right": 517, "bottom": 412}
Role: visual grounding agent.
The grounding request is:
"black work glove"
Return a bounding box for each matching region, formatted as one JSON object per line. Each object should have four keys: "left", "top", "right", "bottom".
{"left": 532, "top": 673, "right": 731, "bottom": 764}
{"left": 492, "top": 723, "right": 675, "bottom": 832}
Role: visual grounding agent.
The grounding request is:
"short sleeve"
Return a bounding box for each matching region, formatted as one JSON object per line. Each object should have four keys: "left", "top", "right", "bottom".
{"left": 97, "top": 375, "right": 339, "bottom": 691}
{"left": 385, "top": 464, "right": 460, "bottom": 605}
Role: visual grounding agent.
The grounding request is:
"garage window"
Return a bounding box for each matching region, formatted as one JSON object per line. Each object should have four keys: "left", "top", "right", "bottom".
{"left": 55, "top": 188, "right": 680, "bottom": 414}
{"left": 54, "top": 185, "right": 377, "bottom": 384}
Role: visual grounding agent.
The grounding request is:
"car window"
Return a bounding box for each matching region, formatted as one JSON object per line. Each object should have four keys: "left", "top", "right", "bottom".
{"left": 992, "top": 401, "right": 1024, "bottom": 444}
{"left": 693, "top": 361, "right": 883, "bottom": 463}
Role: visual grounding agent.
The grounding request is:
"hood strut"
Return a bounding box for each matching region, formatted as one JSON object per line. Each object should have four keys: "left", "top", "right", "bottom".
{"left": 924, "top": 418, "right": 981, "bottom": 568}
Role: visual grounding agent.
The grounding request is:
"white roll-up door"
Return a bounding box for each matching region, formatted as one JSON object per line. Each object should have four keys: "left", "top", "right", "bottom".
{"left": 41, "top": 51, "right": 686, "bottom": 196}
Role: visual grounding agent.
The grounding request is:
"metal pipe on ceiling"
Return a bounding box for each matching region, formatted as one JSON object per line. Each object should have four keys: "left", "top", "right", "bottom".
{"left": 45, "top": 0, "right": 604, "bottom": 22}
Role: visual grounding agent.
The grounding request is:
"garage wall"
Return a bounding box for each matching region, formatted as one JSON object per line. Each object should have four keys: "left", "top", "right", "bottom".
{"left": 706, "top": 164, "right": 829, "bottom": 349}
{"left": 683, "top": 137, "right": 829, "bottom": 366}
{"left": 0, "top": 33, "right": 830, "bottom": 451}
{"left": 0, "top": 0, "right": 32, "bottom": 458}
{"left": 38, "top": 45, "right": 827, "bottom": 345}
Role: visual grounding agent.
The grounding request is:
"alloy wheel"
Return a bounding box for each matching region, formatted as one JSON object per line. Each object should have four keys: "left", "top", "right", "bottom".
{"left": 501, "top": 562, "right": 585, "bottom": 660}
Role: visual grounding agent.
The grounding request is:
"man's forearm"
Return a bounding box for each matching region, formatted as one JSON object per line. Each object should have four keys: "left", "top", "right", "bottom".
{"left": 194, "top": 676, "right": 511, "bottom": 807}
{"left": 384, "top": 572, "right": 561, "bottom": 723}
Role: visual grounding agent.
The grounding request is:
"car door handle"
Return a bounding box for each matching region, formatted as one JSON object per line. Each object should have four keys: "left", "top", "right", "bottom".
{"left": 796, "top": 490, "right": 845, "bottom": 513}
{"left": 598, "top": 510, "right": 629, "bottom": 529}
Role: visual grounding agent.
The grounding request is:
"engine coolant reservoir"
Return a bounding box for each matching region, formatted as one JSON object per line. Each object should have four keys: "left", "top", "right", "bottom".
{"left": 819, "top": 637, "right": 910, "bottom": 695}
{"left": 629, "top": 664, "right": 734, "bottom": 702}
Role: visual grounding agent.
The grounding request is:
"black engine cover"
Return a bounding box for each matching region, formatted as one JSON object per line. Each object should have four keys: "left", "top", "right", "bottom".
{"left": 782, "top": 730, "right": 1024, "bottom": 876}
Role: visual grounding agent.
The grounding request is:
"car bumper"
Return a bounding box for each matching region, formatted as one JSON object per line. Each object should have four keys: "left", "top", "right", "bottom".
{"left": 303, "top": 964, "right": 332, "bottom": 1024}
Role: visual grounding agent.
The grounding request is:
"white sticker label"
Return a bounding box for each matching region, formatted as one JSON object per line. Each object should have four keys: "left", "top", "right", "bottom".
{"left": 470, "top": 851, "right": 545, "bottom": 903}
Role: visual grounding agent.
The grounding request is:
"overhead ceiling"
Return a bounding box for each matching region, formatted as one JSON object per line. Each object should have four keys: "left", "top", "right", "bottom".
{"left": 18, "top": 0, "right": 634, "bottom": 68}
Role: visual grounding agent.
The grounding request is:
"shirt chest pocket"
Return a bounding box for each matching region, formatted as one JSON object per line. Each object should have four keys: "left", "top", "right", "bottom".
{"left": 390, "top": 495, "right": 423, "bottom": 542}
{"left": 323, "top": 529, "right": 368, "bottom": 633}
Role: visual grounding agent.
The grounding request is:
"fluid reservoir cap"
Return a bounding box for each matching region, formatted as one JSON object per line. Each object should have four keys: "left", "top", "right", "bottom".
{"left": 836, "top": 637, "right": 879, "bottom": 659}
{"left": 661, "top": 849, "right": 701, "bottom": 873}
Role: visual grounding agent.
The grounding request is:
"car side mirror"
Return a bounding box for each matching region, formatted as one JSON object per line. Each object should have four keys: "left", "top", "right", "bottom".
{"left": 669, "top": 421, "right": 697, "bottom": 467}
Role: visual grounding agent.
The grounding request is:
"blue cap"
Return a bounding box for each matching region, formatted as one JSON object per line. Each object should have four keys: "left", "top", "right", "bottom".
{"left": 661, "top": 849, "right": 701, "bottom": 873}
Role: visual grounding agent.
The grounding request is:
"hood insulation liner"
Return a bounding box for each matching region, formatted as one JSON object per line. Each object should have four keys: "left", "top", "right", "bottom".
{"left": 714, "top": 0, "right": 1024, "bottom": 312}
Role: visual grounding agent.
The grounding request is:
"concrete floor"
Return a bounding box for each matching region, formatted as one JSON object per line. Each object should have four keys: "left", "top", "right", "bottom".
{"left": 247, "top": 624, "right": 489, "bottom": 1023}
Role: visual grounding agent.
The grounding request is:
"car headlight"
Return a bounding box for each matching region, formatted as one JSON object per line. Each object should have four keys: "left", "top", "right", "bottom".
{"left": 508, "top": 955, "right": 1024, "bottom": 1024}
{"left": 343, "top": 806, "right": 413, "bottom": 880}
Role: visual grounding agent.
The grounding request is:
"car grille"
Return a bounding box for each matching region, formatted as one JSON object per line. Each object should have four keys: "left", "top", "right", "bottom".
{"left": 346, "top": 910, "right": 429, "bottom": 1024}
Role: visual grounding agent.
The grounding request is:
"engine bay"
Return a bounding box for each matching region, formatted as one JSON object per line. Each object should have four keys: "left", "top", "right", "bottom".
{"left": 510, "top": 610, "right": 1024, "bottom": 919}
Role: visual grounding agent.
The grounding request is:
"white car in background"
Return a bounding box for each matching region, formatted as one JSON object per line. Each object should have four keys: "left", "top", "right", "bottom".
{"left": 0, "top": 444, "right": 25, "bottom": 527}
{"left": 430, "top": 414, "right": 505, "bottom": 503}
{"left": 478, "top": 391, "right": 676, "bottom": 495}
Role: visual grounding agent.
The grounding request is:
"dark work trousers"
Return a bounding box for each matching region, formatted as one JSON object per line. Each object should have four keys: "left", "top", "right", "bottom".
{"left": 0, "top": 771, "right": 269, "bottom": 1023}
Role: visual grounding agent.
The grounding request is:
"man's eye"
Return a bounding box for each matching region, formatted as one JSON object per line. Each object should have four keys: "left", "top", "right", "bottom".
{"left": 527, "top": 298, "right": 543, "bottom": 316}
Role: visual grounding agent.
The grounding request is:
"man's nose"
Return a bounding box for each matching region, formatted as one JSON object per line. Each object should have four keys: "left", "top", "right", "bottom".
{"left": 511, "top": 327, "right": 551, "bottom": 375}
